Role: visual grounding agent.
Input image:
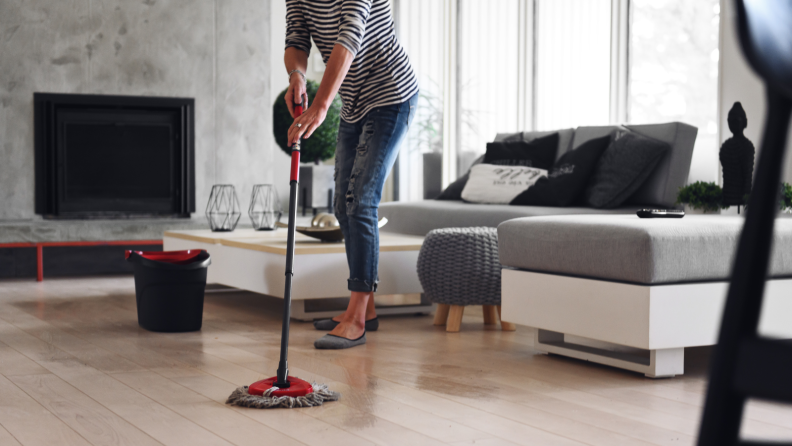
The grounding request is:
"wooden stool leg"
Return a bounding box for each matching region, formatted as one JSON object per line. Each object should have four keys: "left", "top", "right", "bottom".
{"left": 446, "top": 305, "right": 465, "bottom": 332}
{"left": 433, "top": 303, "right": 450, "bottom": 326}
{"left": 483, "top": 305, "right": 498, "bottom": 325}
{"left": 497, "top": 305, "right": 516, "bottom": 331}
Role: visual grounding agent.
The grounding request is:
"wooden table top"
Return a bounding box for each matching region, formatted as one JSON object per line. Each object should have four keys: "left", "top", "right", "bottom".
{"left": 164, "top": 228, "right": 298, "bottom": 244}
{"left": 164, "top": 228, "right": 424, "bottom": 255}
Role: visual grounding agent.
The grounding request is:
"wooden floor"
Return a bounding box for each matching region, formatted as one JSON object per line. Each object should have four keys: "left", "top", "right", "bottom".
{"left": 0, "top": 277, "right": 790, "bottom": 446}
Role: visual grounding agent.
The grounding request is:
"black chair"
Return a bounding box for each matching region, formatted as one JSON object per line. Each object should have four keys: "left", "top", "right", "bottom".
{"left": 697, "top": 1, "right": 792, "bottom": 445}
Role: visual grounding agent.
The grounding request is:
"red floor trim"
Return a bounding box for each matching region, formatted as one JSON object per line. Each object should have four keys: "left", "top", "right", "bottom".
{"left": 0, "top": 243, "right": 36, "bottom": 248}
{"left": 36, "top": 245, "right": 43, "bottom": 282}
{"left": 0, "top": 240, "right": 163, "bottom": 282}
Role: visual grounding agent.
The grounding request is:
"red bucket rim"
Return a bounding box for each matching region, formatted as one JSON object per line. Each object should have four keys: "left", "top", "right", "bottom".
{"left": 125, "top": 249, "right": 206, "bottom": 265}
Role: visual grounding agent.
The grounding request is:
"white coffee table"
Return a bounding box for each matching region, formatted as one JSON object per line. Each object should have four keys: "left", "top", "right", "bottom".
{"left": 163, "top": 228, "right": 430, "bottom": 320}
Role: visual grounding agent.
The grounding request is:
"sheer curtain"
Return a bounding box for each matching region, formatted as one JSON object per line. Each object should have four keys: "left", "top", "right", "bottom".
{"left": 457, "top": 0, "right": 521, "bottom": 173}
{"left": 629, "top": 0, "right": 720, "bottom": 182}
{"left": 535, "top": 0, "right": 612, "bottom": 130}
{"left": 393, "top": 0, "right": 720, "bottom": 200}
{"left": 394, "top": 0, "right": 445, "bottom": 201}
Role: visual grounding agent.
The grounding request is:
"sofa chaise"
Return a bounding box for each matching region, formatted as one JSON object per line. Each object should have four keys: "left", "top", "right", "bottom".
{"left": 380, "top": 122, "right": 698, "bottom": 235}
{"left": 498, "top": 215, "right": 792, "bottom": 377}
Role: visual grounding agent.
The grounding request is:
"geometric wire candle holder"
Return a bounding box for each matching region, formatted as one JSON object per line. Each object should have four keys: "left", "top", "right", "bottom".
{"left": 249, "top": 184, "right": 282, "bottom": 231}
{"left": 206, "top": 184, "right": 241, "bottom": 232}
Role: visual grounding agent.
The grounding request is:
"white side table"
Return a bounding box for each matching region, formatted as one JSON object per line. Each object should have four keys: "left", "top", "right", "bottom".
{"left": 163, "top": 229, "right": 431, "bottom": 320}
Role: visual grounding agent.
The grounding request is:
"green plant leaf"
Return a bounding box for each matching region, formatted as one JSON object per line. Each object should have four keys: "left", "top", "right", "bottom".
{"left": 781, "top": 182, "right": 792, "bottom": 212}
{"left": 676, "top": 181, "right": 729, "bottom": 212}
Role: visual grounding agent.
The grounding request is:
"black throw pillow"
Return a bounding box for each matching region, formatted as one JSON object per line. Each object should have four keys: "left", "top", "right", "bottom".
{"left": 510, "top": 135, "right": 611, "bottom": 207}
{"left": 483, "top": 133, "right": 559, "bottom": 170}
{"left": 584, "top": 130, "right": 670, "bottom": 209}
{"left": 436, "top": 155, "right": 485, "bottom": 200}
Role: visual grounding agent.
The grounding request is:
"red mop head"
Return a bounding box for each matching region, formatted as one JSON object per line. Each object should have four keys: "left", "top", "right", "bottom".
{"left": 248, "top": 376, "right": 312, "bottom": 397}
{"left": 226, "top": 376, "right": 339, "bottom": 409}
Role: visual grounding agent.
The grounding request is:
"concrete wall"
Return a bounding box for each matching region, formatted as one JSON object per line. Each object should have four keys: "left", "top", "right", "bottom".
{"left": 0, "top": 0, "right": 273, "bottom": 222}
{"left": 270, "top": 0, "right": 291, "bottom": 206}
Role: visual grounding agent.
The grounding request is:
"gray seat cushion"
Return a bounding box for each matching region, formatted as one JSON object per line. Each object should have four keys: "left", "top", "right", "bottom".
{"left": 498, "top": 215, "right": 792, "bottom": 284}
{"left": 379, "top": 200, "right": 638, "bottom": 236}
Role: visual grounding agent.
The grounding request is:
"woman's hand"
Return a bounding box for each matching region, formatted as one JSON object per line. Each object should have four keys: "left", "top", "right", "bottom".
{"left": 288, "top": 102, "right": 328, "bottom": 146}
{"left": 284, "top": 43, "right": 354, "bottom": 146}
{"left": 285, "top": 74, "right": 308, "bottom": 118}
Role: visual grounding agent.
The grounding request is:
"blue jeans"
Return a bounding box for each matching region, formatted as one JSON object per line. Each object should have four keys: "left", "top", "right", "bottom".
{"left": 334, "top": 93, "right": 417, "bottom": 292}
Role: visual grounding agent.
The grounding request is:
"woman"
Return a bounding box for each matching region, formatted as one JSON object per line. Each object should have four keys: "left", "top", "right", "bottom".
{"left": 284, "top": 0, "right": 418, "bottom": 349}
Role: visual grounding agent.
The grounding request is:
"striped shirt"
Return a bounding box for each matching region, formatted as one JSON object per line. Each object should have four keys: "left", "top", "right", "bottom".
{"left": 285, "top": 0, "right": 418, "bottom": 123}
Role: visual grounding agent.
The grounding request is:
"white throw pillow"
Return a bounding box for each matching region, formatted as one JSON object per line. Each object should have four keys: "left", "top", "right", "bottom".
{"left": 461, "top": 164, "right": 548, "bottom": 204}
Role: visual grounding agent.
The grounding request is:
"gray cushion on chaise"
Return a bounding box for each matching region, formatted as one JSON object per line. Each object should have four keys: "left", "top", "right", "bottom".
{"left": 498, "top": 215, "right": 792, "bottom": 285}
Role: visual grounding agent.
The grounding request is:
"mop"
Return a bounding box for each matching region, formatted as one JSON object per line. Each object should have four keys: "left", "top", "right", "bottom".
{"left": 226, "top": 101, "right": 340, "bottom": 409}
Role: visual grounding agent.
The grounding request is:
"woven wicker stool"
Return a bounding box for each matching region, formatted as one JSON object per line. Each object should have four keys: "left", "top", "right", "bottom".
{"left": 417, "top": 227, "right": 516, "bottom": 332}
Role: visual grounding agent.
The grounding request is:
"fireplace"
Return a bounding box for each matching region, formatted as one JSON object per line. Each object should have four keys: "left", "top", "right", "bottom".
{"left": 34, "top": 93, "right": 195, "bottom": 218}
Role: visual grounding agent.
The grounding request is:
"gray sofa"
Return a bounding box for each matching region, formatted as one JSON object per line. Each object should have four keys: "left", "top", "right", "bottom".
{"left": 381, "top": 122, "right": 698, "bottom": 236}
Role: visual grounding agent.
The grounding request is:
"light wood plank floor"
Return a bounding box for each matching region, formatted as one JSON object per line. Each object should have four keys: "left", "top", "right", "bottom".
{"left": 0, "top": 276, "right": 790, "bottom": 446}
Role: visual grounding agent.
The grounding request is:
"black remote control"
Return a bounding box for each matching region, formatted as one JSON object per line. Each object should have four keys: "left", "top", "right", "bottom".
{"left": 636, "top": 209, "right": 685, "bottom": 218}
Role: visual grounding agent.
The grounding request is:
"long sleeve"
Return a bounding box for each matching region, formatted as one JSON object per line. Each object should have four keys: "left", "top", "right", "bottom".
{"left": 336, "top": 0, "right": 372, "bottom": 57}
{"left": 285, "top": 0, "right": 312, "bottom": 55}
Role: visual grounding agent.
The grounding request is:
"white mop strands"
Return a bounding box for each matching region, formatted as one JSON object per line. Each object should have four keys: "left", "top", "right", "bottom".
{"left": 226, "top": 383, "right": 340, "bottom": 409}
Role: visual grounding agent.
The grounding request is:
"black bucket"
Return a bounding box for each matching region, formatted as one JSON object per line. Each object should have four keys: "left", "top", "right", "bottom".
{"left": 126, "top": 250, "right": 211, "bottom": 332}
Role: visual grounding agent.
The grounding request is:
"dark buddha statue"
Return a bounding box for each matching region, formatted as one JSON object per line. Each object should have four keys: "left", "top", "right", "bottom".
{"left": 719, "top": 102, "right": 755, "bottom": 206}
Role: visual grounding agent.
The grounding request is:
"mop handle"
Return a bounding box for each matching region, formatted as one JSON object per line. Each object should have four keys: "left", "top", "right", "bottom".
{"left": 290, "top": 104, "right": 304, "bottom": 181}
{"left": 275, "top": 101, "right": 305, "bottom": 388}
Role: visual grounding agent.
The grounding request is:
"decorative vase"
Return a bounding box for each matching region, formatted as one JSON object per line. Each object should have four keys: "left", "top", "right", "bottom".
{"left": 299, "top": 164, "right": 335, "bottom": 215}
{"left": 249, "top": 185, "right": 282, "bottom": 231}
{"left": 206, "top": 185, "right": 241, "bottom": 232}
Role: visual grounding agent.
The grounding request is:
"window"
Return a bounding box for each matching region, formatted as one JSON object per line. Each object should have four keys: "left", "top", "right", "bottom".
{"left": 457, "top": 0, "right": 521, "bottom": 169}
{"left": 629, "top": 0, "right": 720, "bottom": 181}
{"left": 394, "top": 0, "right": 720, "bottom": 200}
{"left": 535, "top": 0, "right": 612, "bottom": 130}
{"left": 395, "top": 0, "right": 445, "bottom": 201}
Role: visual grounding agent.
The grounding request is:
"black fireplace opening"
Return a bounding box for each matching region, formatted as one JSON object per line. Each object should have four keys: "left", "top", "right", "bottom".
{"left": 35, "top": 93, "right": 195, "bottom": 218}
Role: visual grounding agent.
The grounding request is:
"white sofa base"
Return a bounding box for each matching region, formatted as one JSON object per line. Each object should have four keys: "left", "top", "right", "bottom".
{"left": 501, "top": 269, "right": 792, "bottom": 378}
{"left": 533, "top": 329, "right": 685, "bottom": 378}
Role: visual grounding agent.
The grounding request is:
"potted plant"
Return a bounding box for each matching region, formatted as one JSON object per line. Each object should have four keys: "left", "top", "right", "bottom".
{"left": 781, "top": 182, "right": 792, "bottom": 213}
{"left": 676, "top": 181, "right": 730, "bottom": 214}
{"left": 746, "top": 182, "right": 792, "bottom": 213}
{"left": 273, "top": 80, "right": 342, "bottom": 213}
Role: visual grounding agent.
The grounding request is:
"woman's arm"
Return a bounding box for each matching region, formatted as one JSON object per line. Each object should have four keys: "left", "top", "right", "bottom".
{"left": 284, "top": 0, "right": 312, "bottom": 118}
{"left": 288, "top": 0, "right": 372, "bottom": 145}
{"left": 288, "top": 44, "right": 355, "bottom": 145}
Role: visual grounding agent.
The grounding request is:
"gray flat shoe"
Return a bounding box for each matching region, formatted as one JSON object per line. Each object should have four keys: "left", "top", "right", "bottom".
{"left": 314, "top": 332, "right": 367, "bottom": 350}
{"left": 313, "top": 317, "right": 379, "bottom": 332}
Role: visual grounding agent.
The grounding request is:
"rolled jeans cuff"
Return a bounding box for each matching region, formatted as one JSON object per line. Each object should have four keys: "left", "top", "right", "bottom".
{"left": 348, "top": 279, "right": 378, "bottom": 292}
